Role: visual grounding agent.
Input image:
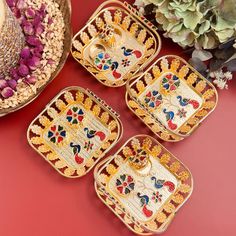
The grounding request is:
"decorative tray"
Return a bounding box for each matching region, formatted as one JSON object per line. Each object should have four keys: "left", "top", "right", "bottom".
{"left": 126, "top": 55, "right": 218, "bottom": 142}
{"left": 71, "top": 0, "right": 161, "bottom": 87}
{"left": 27, "top": 87, "right": 122, "bottom": 178}
{"left": 94, "top": 135, "right": 193, "bottom": 234}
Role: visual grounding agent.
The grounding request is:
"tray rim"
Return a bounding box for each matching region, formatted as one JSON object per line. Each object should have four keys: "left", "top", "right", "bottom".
{"left": 71, "top": 0, "right": 162, "bottom": 87}
{"left": 126, "top": 55, "right": 219, "bottom": 140}
{"left": 27, "top": 86, "right": 123, "bottom": 178}
{"left": 94, "top": 134, "right": 194, "bottom": 234}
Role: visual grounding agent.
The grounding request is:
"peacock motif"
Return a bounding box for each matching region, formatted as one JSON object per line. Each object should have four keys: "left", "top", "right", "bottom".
{"left": 84, "top": 127, "right": 106, "bottom": 141}
{"left": 70, "top": 142, "right": 84, "bottom": 164}
{"left": 151, "top": 176, "right": 175, "bottom": 192}
{"left": 177, "top": 95, "right": 200, "bottom": 109}
{"left": 163, "top": 108, "right": 177, "bottom": 130}
{"left": 137, "top": 192, "right": 153, "bottom": 218}
{"left": 121, "top": 46, "right": 142, "bottom": 58}
{"left": 111, "top": 61, "right": 121, "bottom": 79}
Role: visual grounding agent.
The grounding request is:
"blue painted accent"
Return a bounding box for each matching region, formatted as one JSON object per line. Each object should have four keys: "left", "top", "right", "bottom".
{"left": 98, "top": 53, "right": 104, "bottom": 59}
{"left": 60, "top": 131, "right": 66, "bottom": 137}
{"left": 48, "top": 131, "right": 53, "bottom": 138}
{"left": 103, "top": 64, "right": 109, "bottom": 70}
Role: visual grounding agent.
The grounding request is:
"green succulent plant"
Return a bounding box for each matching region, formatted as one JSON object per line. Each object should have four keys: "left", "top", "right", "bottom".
{"left": 141, "top": 0, "right": 236, "bottom": 49}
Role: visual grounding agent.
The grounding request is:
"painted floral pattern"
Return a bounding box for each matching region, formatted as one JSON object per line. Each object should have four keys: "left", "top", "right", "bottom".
{"left": 66, "top": 107, "right": 84, "bottom": 125}
{"left": 84, "top": 140, "right": 94, "bottom": 151}
{"left": 176, "top": 108, "right": 187, "bottom": 118}
{"left": 161, "top": 73, "right": 180, "bottom": 93}
{"left": 152, "top": 191, "right": 162, "bottom": 203}
{"left": 94, "top": 52, "right": 112, "bottom": 71}
{"left": 48, "top": 125, "right": 66, "bottom": 144}
{"left": 121, "top": 58, "right": 130, "bottom": 67}
{"left": 144, "top": 90, "right": 162, "bottom": 108}
{"left": 129, "top": 149, "right": 148, "bottom": 169}
{"left": 116, "top": 174, "right": 135, "bottom": 195}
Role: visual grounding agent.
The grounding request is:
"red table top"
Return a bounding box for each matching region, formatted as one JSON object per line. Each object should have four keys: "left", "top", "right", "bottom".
{"left": 0, "top": 1, "right": 235, "bottom": 236}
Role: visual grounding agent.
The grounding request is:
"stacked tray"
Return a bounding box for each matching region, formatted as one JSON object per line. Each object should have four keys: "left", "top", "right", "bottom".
{"left": 126, "top": 56, "right": 218, "bottom": 141}
{"left": 94, "top": 135, "right": 193, "bottom": 234}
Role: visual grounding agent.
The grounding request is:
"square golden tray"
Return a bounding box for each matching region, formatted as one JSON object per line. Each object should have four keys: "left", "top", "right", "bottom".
{"left": 94, "top": 135, "right": 193, "bottom": 234}
{"left": 27, "top": 87, "right": 122, "bottom": 178}
{"left": 71, "top": 0, "right": 161, "bottom": 87}
{"left": 126, "top": 55, "right": 218, "bottom": 142}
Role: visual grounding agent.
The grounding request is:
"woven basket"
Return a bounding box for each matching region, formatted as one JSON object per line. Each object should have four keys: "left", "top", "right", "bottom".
{"left": 0, "top": 0, "right": 72, "bottom": 117}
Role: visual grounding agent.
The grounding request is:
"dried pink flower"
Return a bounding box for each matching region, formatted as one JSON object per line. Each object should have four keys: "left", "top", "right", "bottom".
{"left": 35, "top": 23, "right": 44, "bottom": 35}
{"left": 27, "top": 56, "right": 41, "bottom": 70}
{"left": 47, "top": 59, "right": 55, "bottom": 65}
{"left": 1, "top": 87, "right": 14, "bottom": 98}
{"left": 6, "top": 0, "right": 16, "bottom": 7}
{"left": 26, "top": 36, "right": 41, "bottom": 47}
{"left": 25, "top": 8, "right": 35, "bottom": 19}
{"left": 0, "top": 80, "right": 8, "bottom": 90}
{"left": 33, "top": 15, "right": 42, "bottom": 26}
{"left": 9, "top": 68, "right": 20, "bottom": 81}
{"left": 39, "top": 4, "right": 46, "bottom": 14}
{"left": 48, "top": 17, "right": 53, "bottom": 25}
{"left": 23, "top": 22, "right": 34, "bottom": 35}
{"left": 16, "top": 0, "right": 26, "bottom": 10}
{"left": 8, "top": 79, "right": 17, "bottom": 90}
{"left": 25, "top": 76, "right": 37, "bottom": 85}
{"left": 20, "top": 47, "right": 31, "bottom": 59}
{"left": 18, "top": 64, "right": 29, "bottom": 77}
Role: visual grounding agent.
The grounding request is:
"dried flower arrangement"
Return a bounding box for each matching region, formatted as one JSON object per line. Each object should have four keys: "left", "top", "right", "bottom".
{"left": 134, "top": 0, "right": 236, "bottom": 89}
{"left": 0, "top": 0, "right": 65, "bottom": 112}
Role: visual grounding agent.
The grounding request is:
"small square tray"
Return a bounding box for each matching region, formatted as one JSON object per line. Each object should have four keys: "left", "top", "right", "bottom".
{"left": 27, "top": 87, "right": 123, "bottom": 178}
{"left": 126, "top": 55, "right": 218, "bottom": 142}
{"left": 71, "top": 0, "right": 161, "bottom": 87}
{"left": 94, "top": 135, "right": 193, "bottom": 234}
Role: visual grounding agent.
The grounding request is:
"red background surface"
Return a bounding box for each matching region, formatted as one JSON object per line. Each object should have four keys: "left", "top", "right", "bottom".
{"left": 0, "top": 0, "right": 236, "bottom": 235}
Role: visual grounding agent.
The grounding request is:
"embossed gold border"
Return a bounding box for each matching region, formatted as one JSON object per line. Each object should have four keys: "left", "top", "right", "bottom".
{"left": 126, "top": 55, "right": 218, "bottom": 141}
{"left": 94, "top": 135, "right": 193, "bottom": 234}
{"left": 71, "top": 0, "right": 161, "bottom": 87}
{"left": 27, "top": 86, "right": 123, "bottom": 178}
